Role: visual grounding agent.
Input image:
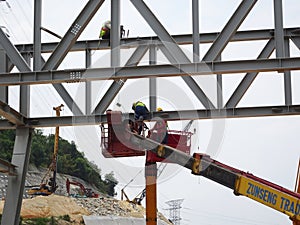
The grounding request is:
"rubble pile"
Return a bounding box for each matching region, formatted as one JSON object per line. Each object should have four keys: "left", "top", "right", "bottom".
{"left": 74, "top": 197, "right": 145, "bottom": 218}
{"left": 0, "top": 195, "right": 171, "bottom": 224}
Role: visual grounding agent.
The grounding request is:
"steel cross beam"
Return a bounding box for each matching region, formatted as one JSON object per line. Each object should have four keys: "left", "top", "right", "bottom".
{"left": 42, "top": 0, "right": 106, "bottom": 116}
{"left": 1, "top": 57, "right": 300, "bottom": 85}
{"left": 130, "top": 0, "right": 214, "bottom": 109}
{"left": 0, "top": 101, "right": 25, "bottom": 126}
{"left": 0, "top": 158, "right": 17, "bottom": 176}
{"left": 0, "top": 28, "right": 31, "bottom": 72}
{"left": 202, "top": 0, "right": 257, "bottom": 61}
{"left": 92, "top": 44, "right": 149, "bottom": 114}
{"left": 15, "top": 28, "right": 300, "bottom": 54}
{"left": 0, "top": 105, "right": 299, "bottom": 129}
{"left": 225, "top": 39, "right": 275, "bottom": 108}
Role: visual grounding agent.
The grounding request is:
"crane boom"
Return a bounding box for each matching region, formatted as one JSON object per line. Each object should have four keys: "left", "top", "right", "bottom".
{"left": 27, "top": 104, "right": 64, "bottom": 196}
{"left": 128, "top": 131, "right": 300, "bottom": 222}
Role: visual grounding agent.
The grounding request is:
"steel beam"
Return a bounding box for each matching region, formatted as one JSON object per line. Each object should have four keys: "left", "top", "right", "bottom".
{"left": 52, "top": 84, "right": 83, "bottom": 115}
{"left": 1, "top": 128, "right": 33, "bottom": 225}
{"left": 291, "top": 36, "right": 300, "bottom": 50}
{"left": 158, "top": 43, "right": 215, "bottom": 109}
{"left": 42, "top": 0, "right": 105, "bottom": 70}
{"left": 0, "top": 28, "right": 31, "bottom": 72}
{"left": 92, "top": 44, "right": 149, "bottom": 114}
{"left": 0, "top": 101, "right": 25, "bottom": 126}
{"left": 41, "top": 0, "right": 105, "bottom": 116}
{"left": 225, "top": 39, "right": 275, "bottom": 108}
{"left": 130, "top": 0, "right": 214, "bottom": 109}
{"left": 14, "top": 28, "right": 300, "bottom": 54}
{"left": 130, "top": 0, "right": 189, "bottom": 64}
{"left": 0, "top": 105, "right": 299, "bottom": 129}
{"left": 0, "top": 158, "right": 17, "bottom": 176}
{"left": 202, "top": 0, "right": 257, "bottom": 61}
{"left": 2, "top": 57, "right": 300, "bottom": 85}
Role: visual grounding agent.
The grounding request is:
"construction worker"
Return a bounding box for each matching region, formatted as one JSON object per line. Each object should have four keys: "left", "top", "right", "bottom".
{"left": 99, "top": 20, "right": 111, "bottom": 39}
{"left": 132, "top": 101, "right": 149, "bottom": 135}
{"left": 150, "top": 107, "right": 168, "bottom": 144}
{"left": 99, "top": 21, "right": 126, "bottom": 40}
{"left": 120, "top": 25, "right": 125, "bottom": 38}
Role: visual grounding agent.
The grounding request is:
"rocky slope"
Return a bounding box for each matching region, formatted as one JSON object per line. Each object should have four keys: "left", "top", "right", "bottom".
{"left": 0, "top": 166, "right": 172, "bottom": 225}
{"left": 0, "top": 194, "right": 171, "bottom": 225}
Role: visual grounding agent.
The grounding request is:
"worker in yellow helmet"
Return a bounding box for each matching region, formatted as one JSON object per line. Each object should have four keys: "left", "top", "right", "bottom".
{"left": 99, "top": 20, "right": 111, "bottom": 40}
{"left": 132, "top": 101, "right": 149, "bottom": 135}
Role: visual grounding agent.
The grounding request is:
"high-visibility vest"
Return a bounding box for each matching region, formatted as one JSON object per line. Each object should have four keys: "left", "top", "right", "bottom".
{"left": 99, "top": 26, "right": 109, "bottom": 38}
{"left": 135, "top": 101, "right": 145, "bottom": 107}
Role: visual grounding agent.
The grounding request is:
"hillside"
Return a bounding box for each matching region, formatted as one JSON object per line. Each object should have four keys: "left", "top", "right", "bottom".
{"left": 0, "top": 168, "right": 172, "bottom": 225}
{"left": 0, "top": 129, "right": 118, "bottom": 197}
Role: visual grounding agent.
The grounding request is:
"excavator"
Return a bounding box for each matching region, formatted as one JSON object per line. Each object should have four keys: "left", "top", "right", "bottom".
{"left": 100, "top": 110, "right": 300, "bottom": 224}
{"left": 27, "top": 104, "right": 64, "bottom": 196}
{"left": 66, "top": 178, "right": 99, "bottom": 198}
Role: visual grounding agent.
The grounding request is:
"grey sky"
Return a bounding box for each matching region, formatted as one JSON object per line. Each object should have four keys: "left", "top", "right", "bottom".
{"left": 1, "top": 0, "right": 300, "bottom": 224}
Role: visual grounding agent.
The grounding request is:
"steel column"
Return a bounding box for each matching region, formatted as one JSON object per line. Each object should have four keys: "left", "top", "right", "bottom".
{"left": 33, "top": 0, "right": 42, "bottom": 71}
{"left": 1, "top": 128, "right": 33, "bottom": 225}
{"left": 111, "top": 0, "right": 120, "bottom": 67}
{"left": 149, "top": 44, "right": 157, "bottom": 111}
{"left": 86, "top": 49, "right": 92, "bottom": 114}
{"left": 284, "top": 38, "right": 292, "bottom": 105}
{"left": 20, "top": 54, "right": 31, "bottom": 116}
{"left": 0, "top": 44, "right": 8, "bottom": 103}
{"left": 216, "top": 56, "right": 223, "bottom": 108}
{"left": 273, "top": 0, "right": 285, "bottom": 58}
{"left": 192, "top": 0, "right": 200, "bottom": 62}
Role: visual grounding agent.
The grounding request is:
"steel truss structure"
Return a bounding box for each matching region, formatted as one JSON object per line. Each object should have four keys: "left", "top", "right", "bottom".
{"left": 0, "top": 0, "right": 299, "bottom": 224}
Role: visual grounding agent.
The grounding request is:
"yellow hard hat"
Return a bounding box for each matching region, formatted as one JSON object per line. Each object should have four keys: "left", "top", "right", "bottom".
{"left": 157, "top": 107, "right": 163, "bottom": 111}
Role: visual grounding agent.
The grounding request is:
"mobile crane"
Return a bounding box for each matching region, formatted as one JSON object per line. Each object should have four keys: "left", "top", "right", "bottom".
{"left": 101, "top": 110, "right": 300, "bottom": 224}
{"left": 27, "top": 104, "right": 64, "bottom": 196}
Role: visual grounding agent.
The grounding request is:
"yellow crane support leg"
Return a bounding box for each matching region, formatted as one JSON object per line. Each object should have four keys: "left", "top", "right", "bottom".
{"left": 145, "top": 162, "right": 157, "bottom": 225}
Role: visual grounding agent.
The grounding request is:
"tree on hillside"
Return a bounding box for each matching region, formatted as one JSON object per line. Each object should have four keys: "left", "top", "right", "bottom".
{"left": 0, "top": 129, "right": 118, "bottom": 196}
{"left": 104, "top": 171, "right": 118, "bottom": 196}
